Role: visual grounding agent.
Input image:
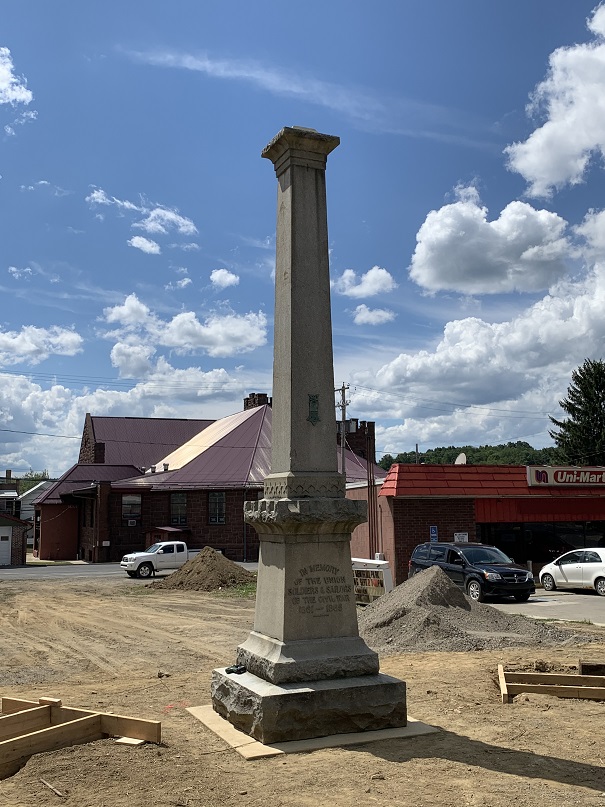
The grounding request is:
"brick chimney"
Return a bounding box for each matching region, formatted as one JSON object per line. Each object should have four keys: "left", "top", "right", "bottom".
{"left": 244, "top": 393, "right": 272, "bottom": 410}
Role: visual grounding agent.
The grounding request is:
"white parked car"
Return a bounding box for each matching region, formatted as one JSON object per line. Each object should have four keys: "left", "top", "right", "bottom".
{"left": 539, "top": 548, "right": 605, "bottom": 596}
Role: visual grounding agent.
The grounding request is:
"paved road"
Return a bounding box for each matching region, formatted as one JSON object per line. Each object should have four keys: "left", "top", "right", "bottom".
{"left": 490, "top": 590, "right": 605, "bottom": 627}
{"left": 0, "top": 560, "right": 259, "bottom": 582}
{"left": 2, "top": 564, "right": 604, "bottom": 627}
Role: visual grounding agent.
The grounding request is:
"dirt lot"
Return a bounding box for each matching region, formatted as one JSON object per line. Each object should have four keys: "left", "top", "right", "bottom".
{"left": 0, "top": 577, "right": 604, "bottom": 807}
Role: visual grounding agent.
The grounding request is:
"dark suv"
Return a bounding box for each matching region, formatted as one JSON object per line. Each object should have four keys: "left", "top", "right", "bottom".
{"left": 408, "top": 542, "right": 535, "bottom": 602}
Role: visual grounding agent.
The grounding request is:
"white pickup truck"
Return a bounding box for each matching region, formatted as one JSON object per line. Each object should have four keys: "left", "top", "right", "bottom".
{"left": 120, "top": 541, "right": 190, "bottom": 578}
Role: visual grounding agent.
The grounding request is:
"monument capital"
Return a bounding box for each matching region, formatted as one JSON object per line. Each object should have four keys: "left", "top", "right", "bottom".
{"left": 262, "top": 126, "right": 340, "bottom": 176}
{"left": 244, "top": 496, "right": 367, "bottom": 538}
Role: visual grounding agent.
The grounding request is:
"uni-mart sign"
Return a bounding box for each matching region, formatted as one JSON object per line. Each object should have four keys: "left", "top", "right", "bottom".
{"left": 527, "top": 466, "right": 605, "bottom": 486}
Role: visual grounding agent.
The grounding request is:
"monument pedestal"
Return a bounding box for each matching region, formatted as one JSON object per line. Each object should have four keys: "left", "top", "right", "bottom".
{"left": 211, "top": 496, "right": 408, "bottom": 741}
{"left": 211, "top": 669, "right": 407, "bottom": 744}
{"left": 237, "top": 631, "right": 379, "bottom": 684}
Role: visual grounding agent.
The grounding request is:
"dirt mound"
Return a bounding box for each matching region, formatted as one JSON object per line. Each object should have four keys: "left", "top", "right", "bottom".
{"left": 149, "top": 546, "right": 256, "bottom": 592}
{"left": 358, "top": 565, "right": 588, "bottom": 653}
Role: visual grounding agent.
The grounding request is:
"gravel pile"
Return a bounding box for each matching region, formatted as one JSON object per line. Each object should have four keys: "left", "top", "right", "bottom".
{"left": 149, "top": 546, "right": 256, "bottom": 592}
{"left": 358, "top": 565, "right": 588, "bottom": 653}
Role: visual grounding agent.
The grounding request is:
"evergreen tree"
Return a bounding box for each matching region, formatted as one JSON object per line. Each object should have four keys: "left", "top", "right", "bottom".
{"left": 549, "top": 358, "right": 605, "bottom": 465}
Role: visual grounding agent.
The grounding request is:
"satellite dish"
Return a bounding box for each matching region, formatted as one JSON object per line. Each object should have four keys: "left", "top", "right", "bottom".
{"left": 454, "top": 452, "right": 467, "bottom": 465}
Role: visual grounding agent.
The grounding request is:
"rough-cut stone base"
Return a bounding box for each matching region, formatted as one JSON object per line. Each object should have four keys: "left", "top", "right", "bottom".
{"left": 211, "top": 668, "right": 407, "bottom": 744}
{"left": 237, "top": 631, "right": 379, "bottom": 684}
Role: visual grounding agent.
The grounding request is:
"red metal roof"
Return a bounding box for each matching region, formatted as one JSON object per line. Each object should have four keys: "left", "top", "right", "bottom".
{"left": 379, "top": 463, "right": 605, "bottom": 498}
{"left": 88, "top": 417, "right": 213, "bottom": 468}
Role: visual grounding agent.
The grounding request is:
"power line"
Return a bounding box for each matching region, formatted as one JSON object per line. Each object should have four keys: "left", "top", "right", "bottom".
{"left": 0, "top": 368, "right": 264, "bottom": 394}
{"left": 350, "top": 384, "right": 554, "bottom": 420}
{"left": 0, "top": 427, "right": 80, "bottom": 439}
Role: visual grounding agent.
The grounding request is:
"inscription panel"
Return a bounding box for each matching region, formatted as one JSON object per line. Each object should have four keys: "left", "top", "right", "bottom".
{"left": 287, "top": 563, "right": 353, "bottom": 618}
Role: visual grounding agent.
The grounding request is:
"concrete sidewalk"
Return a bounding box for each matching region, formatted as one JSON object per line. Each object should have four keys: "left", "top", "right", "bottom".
{"left": 26, "top": 553, "right": 88, "bottom": 565}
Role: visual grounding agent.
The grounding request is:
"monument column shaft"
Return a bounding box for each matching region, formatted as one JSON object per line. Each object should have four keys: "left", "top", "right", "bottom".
{"left": 262, "top": 128, "right": 344, "bottom": 499}
{"left": 272, "top": 160, "right": 337, "bottom": 476}
{"left": 237, "top": 126, "right": 374, "bottom": 681}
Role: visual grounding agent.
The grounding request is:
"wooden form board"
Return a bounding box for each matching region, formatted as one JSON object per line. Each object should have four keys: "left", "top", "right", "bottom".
{"left": 0, "top": 696, "right": 161, "bottom": 776}
{"left": 498, "top": 664, "right": 605, "bottom": 704}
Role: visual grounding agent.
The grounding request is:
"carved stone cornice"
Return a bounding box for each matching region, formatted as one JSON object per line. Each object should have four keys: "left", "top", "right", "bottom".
{"left": 244, "top": 496, "right": 367, "bottom": 536}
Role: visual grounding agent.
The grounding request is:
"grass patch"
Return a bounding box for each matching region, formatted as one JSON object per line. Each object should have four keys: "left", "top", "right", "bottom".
{"left": 213, "top": 582, "right": 257, "bottom": 598}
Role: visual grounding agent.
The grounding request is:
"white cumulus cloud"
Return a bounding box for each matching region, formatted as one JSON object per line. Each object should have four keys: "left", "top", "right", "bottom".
{"left": 353, "top": 305, "right": 396, "bottom": 325}
{"left": 409, "top": 186, "right": 571, "bottom": 294}
{"left": 165, "top": 277, "right": 193, "bottom": 291}
{"left": 210, "top": 268, "right": 239, "bottom": 289}
{"left": 133, "top": 207, "right": 197, "bottom": 236}
{"left": 0, "top": 325, "right": 83, "bottom": 366}
{"left": 575, "top": 208, "right": 605, "bottom": 255}
{"left": 0, "top": 47, "right": 33, "bottom": 106}
{"left": 161, "top": 311, "right": 266, "bottom": 357}
{"left": 506, "top": 5, "right": 605, "bottom": 197}
{"left": 86, "top": 186, "right": 197, "bottom": 245}
{"left": 128, "top": 235, "right": 161, "bottom": 254}
{"left": 0, "top": 364, "right": 250, "bottom": 476}
{"left": 332, "top": 266, "right": 397, "bottom": 298}
{"left": 350, "top": 261, "right": 605, "bottom": 452}
{"left": 110, "top": 342, "right": 156, "bottom": 377}
{"left": 102, "top": 293, "right": 267, "bottom": 358}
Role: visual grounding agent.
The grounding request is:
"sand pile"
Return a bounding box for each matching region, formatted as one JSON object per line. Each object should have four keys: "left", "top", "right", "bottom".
{"left": 149, "top": 546, "right": 256, "bottom": 592}
{"left": 358, "top": 565, "right": 588, "bottom": 653}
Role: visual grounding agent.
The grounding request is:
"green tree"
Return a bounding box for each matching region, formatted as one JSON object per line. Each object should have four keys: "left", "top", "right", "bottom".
{"left": 18, "top": 469, "right": 50, "bottom": 493}
{"left": 378, "top": 454, "right": 395, "bottom": 471}
{"left": 549, "top": 358, "right": 605, "bottom": 465}
{"left": 378, "top": 441, "right": 559, "bottom": 468}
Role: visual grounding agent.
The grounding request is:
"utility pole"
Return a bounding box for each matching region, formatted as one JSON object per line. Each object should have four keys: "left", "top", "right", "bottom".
{"left": 336, "top": 383, "right": 350, "bottom": 479}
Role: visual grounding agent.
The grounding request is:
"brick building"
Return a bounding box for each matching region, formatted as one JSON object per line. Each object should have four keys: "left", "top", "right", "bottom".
{"left": 348, "top": 463, "right": 605, "bottom": 585}
{"left": 0, "top": 512, "right": 28, "bottom": 566}
{"left": 35, "top": 399, "right": 383, "bottom": 563}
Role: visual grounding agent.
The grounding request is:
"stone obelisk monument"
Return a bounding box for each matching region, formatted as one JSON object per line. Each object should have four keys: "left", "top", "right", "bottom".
{"left": 211, "top": 127, "right": 406, "bottom": 744}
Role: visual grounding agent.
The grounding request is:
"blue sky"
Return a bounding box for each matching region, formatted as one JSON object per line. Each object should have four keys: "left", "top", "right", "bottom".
{"left": 2, "top": 1, "right": 605, "bottom": 476}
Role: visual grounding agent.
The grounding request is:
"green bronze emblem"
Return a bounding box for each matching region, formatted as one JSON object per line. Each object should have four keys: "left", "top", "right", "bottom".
{"left": 307, "top": 394, "right": 320, "bottom": 425}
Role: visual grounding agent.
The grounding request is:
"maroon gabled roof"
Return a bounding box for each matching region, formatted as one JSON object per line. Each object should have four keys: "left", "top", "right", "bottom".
{"left": 111, "top": 405, "right": 385, "bottom": 491}
{"left": 35, "top": 464, "right": 142, "bottom": 506}
{"left": 112, "top": 406, "right": 272, "bottom": 490}
{"left": 88, "top": 416, "right": 214, "bottom": 468}
{"left": 0, "top": 512, "right": 29, "bottom": 526}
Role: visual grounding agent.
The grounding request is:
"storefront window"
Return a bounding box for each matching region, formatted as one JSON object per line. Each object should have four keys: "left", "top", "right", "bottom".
{"left": 586, "top": 522, "right": 605, "bottom": 547}
{"left": 479, "top": 520, "right": 605, "bottom": 565}
{"left": 554, "top": 522, "right": 585, "bottom": 550}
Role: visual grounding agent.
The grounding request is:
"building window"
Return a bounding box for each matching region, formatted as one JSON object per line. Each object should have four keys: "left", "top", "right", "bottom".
{"left": 122, "top": 494, "right": 141, "bottom": 523}
{"left": 171, "top": 493, "right": 187, "bottom": 525}
{"left": 209, "top": 492, "right": 226, "bottom": 525}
